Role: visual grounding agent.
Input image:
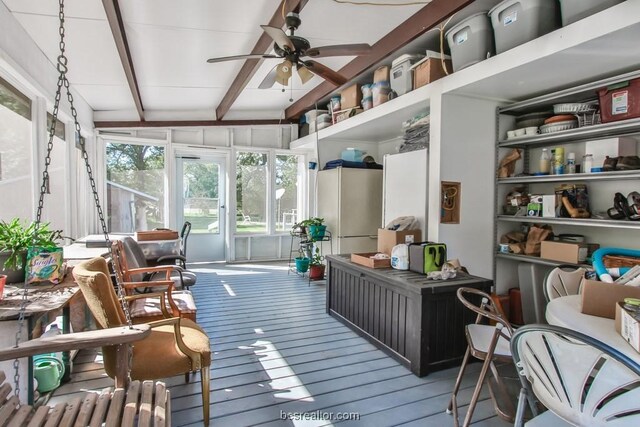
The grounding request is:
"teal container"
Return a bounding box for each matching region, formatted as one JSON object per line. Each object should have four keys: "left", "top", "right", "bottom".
{"left": 308, "top": 225, "right": 327, "bottom": 240}
{"left": 295, "top": 257, "right": 310, "bottom": 273}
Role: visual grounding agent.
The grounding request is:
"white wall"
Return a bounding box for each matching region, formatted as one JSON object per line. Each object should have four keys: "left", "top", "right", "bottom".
{"left": 436, "top": 94, "right": 499, "bottom": 278}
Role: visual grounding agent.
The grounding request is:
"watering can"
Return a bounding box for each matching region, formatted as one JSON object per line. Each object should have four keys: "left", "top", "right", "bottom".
{"left": 33, "top": 355, "right": 65, "bottom": 393}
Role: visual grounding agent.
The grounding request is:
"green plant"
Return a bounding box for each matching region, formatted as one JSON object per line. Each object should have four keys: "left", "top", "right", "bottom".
{"left": 300, "top": 217, "right": 324, "bottom": 227}
{"left": 310, "top": 246, "right": 324, "bottom": 266}
{"left": 0, "top": 219, "right": 62, "bottom": 271}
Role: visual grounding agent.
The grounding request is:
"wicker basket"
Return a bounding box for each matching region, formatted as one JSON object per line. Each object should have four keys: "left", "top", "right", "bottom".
{"left": 603, "top": 254, "right": 640, "bottom": 268}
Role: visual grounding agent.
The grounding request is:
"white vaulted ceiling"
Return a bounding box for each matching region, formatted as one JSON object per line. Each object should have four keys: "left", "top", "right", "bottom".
{"left": 2, "top": 0, "right": 429, "bottom": 122}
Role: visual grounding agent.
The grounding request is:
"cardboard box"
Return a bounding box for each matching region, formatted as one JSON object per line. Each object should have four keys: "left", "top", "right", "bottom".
{"left": 351, "top": 252, "right": 391, "bottom": 269}
{"left": 412, "top": 57, "right": 452, "bottom": 89}
{"left": 542, "top": 195, "right": 556, "bottom": 218}
{"left": 540, "top": 240, "right": 595, "bottom": 264}
{"left": 374, "top": 65, "right": 390, "bottom": 83}
{"left": 377, "top": 228, "right": 422, "bottom": 256}
{"left": 135, "top": 230, "right": 179, "bottom": 241}
{"left": 340, "top": 84, "right": 362, "bottom": 109}
{"left": 582, "top": 279, "right": 640, "bottom": 318}
{"left": 615, "top": 302, "right": 640, "bottom": 353}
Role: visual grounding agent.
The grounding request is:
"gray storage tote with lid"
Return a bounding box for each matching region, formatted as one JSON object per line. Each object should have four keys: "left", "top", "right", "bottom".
{"left": 445, "top": 12, "right": 495, "bottom": 72}
{"left": 559, "top": 0, "right": 624, "bottom": 26}
{"left": 489, "top": 0, "right": 560, "bottom": 54}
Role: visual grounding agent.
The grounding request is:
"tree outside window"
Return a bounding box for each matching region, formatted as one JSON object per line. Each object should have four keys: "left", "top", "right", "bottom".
{"left": 236, "top": 152, "right": 268, "bottom": 234}
{"left": 106, "top": 142, "right": 165, "bottom": 232}
{"left": 276, "top": 154, "right": 302, "bottom": 232}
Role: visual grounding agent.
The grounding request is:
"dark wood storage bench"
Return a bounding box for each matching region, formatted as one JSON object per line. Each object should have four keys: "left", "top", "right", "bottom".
{"left": 326, "top": 254, "right": 492, "bottom": 377}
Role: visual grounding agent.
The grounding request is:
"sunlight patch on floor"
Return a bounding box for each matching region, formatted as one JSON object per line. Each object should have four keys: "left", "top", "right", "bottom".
{"left": 223, "top": 283, "right": 236, "bottom": 296}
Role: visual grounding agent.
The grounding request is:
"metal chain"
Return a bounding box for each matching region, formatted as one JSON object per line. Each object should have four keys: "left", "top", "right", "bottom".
{"left": 13, "top": 0, "right": 134, "bottom": 396}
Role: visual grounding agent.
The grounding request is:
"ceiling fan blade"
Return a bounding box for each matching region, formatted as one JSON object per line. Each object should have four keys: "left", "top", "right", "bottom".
{"left": 258, "top": 67, "right": 279, "bottom": 89}
{"left": 207, "top": 53, "right": 279, "bottom": 64}
{"left": 303, "top": 60, "right": 347, "bottom": 87}
{"left": 297, "top": 64, "right": 314, "bottom": 85}
{"left": 261, "top": 25, "right": 295, "bottom": 51}
{"left": 276, "top": 60, "right": 293, "bottom": 86}
{"left": 305, "top": 43, "right": 372, "bottom": 58}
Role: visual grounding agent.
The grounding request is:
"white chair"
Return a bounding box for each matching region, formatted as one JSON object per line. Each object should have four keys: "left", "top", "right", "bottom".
{"left": 543, "top": 265, "right": 587, "bottom": 302}
{"left": 511, "top": 324, "right": 640, "bottom": 426}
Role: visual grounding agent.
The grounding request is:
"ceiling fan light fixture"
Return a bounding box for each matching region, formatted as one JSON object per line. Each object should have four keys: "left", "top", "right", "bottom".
{"left": 297, "top": 65, "right": 314, "bottom": 84}
{"left": 276, "top": 60, "right": 293, "bottom": 85}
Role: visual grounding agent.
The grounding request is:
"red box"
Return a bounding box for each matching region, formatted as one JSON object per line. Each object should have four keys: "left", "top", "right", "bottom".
{"left": 598, "top": 78, "right": 640, "bottom": 123}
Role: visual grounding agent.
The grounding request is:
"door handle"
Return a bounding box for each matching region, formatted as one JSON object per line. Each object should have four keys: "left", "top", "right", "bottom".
{"left": 220, "top": 205, "right": 226, "bottom": 209}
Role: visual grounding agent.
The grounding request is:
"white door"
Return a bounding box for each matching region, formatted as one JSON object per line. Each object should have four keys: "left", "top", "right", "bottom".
{"left": 176, "top": 154, "right": 226, "bottom": 262}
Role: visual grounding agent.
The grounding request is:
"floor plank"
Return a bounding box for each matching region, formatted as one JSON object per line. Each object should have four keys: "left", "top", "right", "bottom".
{"left": 50, "top": 262, "right": 513, "bottom": 426}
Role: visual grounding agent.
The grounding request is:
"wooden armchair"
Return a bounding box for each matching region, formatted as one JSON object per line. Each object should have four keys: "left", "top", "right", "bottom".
{"left": 73, "top": 257, "right": 212, "bottom": 426}
{"left": 112, "top": 240, "right": 197, "bottom": 323}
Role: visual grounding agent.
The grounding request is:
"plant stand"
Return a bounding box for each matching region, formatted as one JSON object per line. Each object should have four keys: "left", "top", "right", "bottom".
{"left": 288, "top": 230, "right": 333, "bottom": 285}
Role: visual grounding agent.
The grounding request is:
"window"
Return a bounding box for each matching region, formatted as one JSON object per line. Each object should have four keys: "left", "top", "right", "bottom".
{"left": 236, "top": 151, "right": 268, "bottom": 234}
{"left": 182, "top": 160, "right": 220, "bottom": 234}
{"left": 0, "top": 76, "right": 33, "bottom": 221}
{"left": 41, "top": 113, "right": 67, "bottom": 232}
{"left": 275, "top": 154, "right": 303, "bottom": 232}
{"left": 106, "top": 142, "right": 165, "bottom": 232}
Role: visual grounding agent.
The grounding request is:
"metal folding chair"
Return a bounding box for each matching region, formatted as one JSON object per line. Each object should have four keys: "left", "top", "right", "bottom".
{"left": 447, "top": 287, "right": 516, "bottom": 427}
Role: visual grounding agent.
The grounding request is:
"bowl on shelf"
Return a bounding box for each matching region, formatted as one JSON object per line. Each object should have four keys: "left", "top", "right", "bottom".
{"left": 515, "top": 111, "right": 553, "bottom": 128}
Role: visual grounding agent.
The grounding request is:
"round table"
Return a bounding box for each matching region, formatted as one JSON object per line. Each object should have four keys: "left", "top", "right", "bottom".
{"left": 546, "top": 295, "right": 640, "bottom": 364}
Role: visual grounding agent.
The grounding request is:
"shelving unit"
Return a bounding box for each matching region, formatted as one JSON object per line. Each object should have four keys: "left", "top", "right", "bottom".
{"left": 288, "top": 230, "right": 333, "bottom": 284}
{"left": 494, "top": 69, "right": 640, "bottom": 294}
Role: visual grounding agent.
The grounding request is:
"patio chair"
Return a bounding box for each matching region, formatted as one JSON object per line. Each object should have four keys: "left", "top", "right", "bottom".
{"left": 157, "top": 221, "right": 191, "bottom": 269}
{"left": 112, "top": 240, "right": 197, "bottom": 323}
{"left": 447, "top": 287, "right": 516, "bottom": 427}
{"left": 73, "top": 257, "right": 211, "bottom": 426}
{"left": 511, "top": 324, "right": 640, "bottom": 427}
{"left": 120, "top": 236, "right": 197, "bottom": 290}
{"left": 543, "top": 265, "right": 587, "bottom": 302}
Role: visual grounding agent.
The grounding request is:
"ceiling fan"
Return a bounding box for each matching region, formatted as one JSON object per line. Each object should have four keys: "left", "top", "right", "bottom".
{"left": 206, "top": 12, "right": 372, "bottom": 89}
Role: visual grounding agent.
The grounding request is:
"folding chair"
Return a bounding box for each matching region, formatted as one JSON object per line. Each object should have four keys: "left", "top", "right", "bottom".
{"left": 447, "top": 287, "right": 516, "bottom": 427}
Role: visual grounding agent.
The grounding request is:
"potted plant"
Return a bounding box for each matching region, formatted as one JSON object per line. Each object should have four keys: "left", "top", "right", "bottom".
{"left": 0, "top": 219, "right": 62, "bottom": 284}
{"left": 301, "top": 217, "right": 326, "bottom": 240}
{"left": 308, "top": 247, "right": 325, "bottom": 280}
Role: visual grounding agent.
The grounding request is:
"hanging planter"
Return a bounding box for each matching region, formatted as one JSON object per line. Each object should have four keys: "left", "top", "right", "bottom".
{"left": 308, "top": 225, "right": 327, "bottom": 240}
{"left": 309, "top": 264, "right": 325, "bottom": 280}
{"left": 295, "top": 257, "right": 310, "bottom": 273}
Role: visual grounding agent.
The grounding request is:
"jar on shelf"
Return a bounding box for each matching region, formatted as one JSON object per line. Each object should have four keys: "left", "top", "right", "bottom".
{"left": 554, "top": 147, "right": 565, "bottom": 175}
{"left": 583, "top": 154, "right": 594, "bottom": 173}
{"left": 539, "top": 148, "right": 551, "bottom": 174}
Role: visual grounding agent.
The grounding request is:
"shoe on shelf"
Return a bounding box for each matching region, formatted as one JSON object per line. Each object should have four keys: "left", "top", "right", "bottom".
{"left": 616, "top": 155, "right": 640, "bottom": 170}
{"left": 603, "top": 156, "right": 619, "bottom": 171}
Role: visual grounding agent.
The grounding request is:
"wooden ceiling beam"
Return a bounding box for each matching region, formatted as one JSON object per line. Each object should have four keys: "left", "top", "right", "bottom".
{"left": 285, "top": 0, "right": 474, "bottom": 120}
{"left": 102, "top": 0, "right": 145, "bottom": 121}
{"left": 215, "top": 0, "right": 309, "bottom": 120}
{"left": 94, "top": 119, "right": 290, "bottom": 128}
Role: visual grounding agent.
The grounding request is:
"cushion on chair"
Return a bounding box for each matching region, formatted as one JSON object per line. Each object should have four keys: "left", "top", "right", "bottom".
{"left": 128, "top": 318, "right": 211, "bottom": 380}
{"left": 467, "top": 324, "right": 512, "bottom": 357}
{"left": 130, "top": 290, "right": 197, "bottom": 319}
{"left": 148, "top": 270, "right": 197, "bottom": 289}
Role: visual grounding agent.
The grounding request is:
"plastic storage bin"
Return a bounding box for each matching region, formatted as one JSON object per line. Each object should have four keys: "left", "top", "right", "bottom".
{"left": 341, "top": 148, "right": 366, "bottom": 162}
{"left": 137, "top": 239, "right": 180, "bottom": 261}
{"left": 390, "top": 53, "right": 424, "bottom": 96}
{"left": 559, "top": 0, "right": 624, "bottom": 26}
{"left": 598, "top": 78, "right": 640, "bottom": 123}
{"left": 489, "top": 0, "right": 560, "bottom": 54}
{"left": 445, "top": 12, "right": 495, "bottom": 72}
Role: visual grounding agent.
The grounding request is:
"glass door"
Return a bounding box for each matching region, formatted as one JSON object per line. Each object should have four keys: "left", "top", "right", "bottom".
{"left": 176, "top": 154, "right": 226, "bottom": 262}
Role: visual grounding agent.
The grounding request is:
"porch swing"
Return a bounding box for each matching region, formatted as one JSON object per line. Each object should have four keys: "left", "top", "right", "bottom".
{"left": 0, "top": 0, "right": 211, "bottom": 425}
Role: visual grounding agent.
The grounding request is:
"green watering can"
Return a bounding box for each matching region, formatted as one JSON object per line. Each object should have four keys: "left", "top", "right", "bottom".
{"left": 33, "top": 355, "right": 65, "bottom": 393}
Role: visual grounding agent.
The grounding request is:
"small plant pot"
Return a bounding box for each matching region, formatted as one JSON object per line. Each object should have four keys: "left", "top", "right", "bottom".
{"left": 295, "top": 257, "right": 310, "bottom": 273}
{"left": 309, "top": 264, "right": 326, "bottom": 280}
{"left": 308, "top": 225, "right": 326, "bottom": 240}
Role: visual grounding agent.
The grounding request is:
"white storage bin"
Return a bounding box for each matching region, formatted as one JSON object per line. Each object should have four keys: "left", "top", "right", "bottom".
{"left": 489, "top": 0, "right": 560, "bottom": 54}
{"left": 390, "top": 53, "right": 424, "bottom": 96}
{"left": 559, "top": 0, "right": 624, "bottom": 26}
{"left": 585, "top": 137, "right": 637, "bottom": 169}
{"left": 445, "top": 12, "right": 494, "bottom": 72}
